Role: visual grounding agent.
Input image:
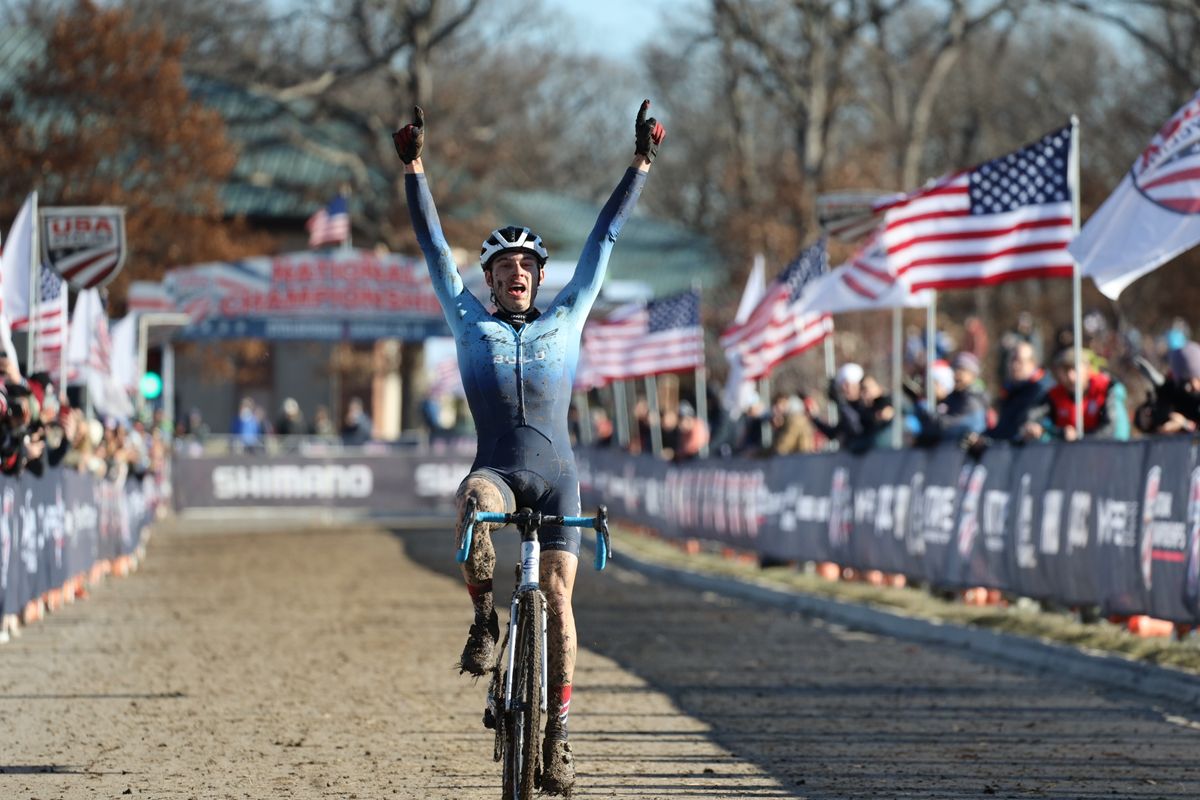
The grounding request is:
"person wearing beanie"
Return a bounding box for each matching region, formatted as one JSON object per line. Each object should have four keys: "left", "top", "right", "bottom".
{"left": 808, "top": 362, "right": 890, "bottom": 453}
{"left": 913, "top": 353, "right": 989, "bottom": 446}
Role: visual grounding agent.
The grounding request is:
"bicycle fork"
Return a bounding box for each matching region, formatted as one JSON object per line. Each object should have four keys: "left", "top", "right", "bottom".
{"left": 501, "top": 595, "right": 549, "bottom": 713}
{"left": 504, "top": 536, "right": 549, "bottom": 715}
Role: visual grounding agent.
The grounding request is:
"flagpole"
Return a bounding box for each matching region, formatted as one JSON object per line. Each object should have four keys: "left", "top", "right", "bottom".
{"left": 823, "top": 327, "right": 837, "bottom": 426}
{"left": 892, "top": 306, "right": 903, "bottom": 448}
{"left": 692, "top": 282, "right": 709, "bottom": 458}
{"left": 612, "top": 380, "right": 629, "bottom": 448}
{"left": 645, "top": 374, "right": 663, "bottom": 458}
{"left": 1069, "top": 115, "right": 1084, "bottom": 439}
{"left": 925, "top": 291, "right": 937, "bottom": 414}
{"left": 26, "top": 195, "right": 39, "bottom": 374}
{"left": 573, "top": 392, "right": 592, "bottom": 446}
{"left": 59, "top": 286, "right": 69, "bottom": 393}
{"left": 759, "top": 375, "right": 772, "bottom": 449}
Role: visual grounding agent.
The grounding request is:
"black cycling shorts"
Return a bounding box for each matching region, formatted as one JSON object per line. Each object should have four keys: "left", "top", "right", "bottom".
{"left": 466, "top": 466, "right": 582, "bottom": 557}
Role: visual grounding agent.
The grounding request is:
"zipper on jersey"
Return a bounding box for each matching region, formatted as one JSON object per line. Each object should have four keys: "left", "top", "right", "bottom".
{"left": 511, "top": 322, "right": 527, "bottom": 425}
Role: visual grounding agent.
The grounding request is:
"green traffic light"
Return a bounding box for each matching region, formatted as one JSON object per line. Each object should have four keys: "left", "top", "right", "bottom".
{"left": 140, "top": 372, "right": 163, "bottom": 399}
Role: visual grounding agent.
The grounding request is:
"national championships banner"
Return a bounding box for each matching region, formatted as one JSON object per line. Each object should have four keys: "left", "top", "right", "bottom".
{"left": 577, "top": 438, "right": 1200, "bottom": 623}
{"left": 161, "top": 249, "right": 450, "bottom": 341}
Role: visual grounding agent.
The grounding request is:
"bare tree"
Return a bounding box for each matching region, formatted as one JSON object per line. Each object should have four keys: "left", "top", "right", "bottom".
{"left": 862, "top": 0, "right": 1027, "bottom": 189}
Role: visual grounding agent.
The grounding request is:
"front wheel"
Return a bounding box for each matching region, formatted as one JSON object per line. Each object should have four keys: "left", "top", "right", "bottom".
{"left": 501, "top": 590, "right": 544, "bottom": 799}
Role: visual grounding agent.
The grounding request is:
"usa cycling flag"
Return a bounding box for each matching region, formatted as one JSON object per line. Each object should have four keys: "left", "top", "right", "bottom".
{"left": 1070, "top": 91, "right": 1200, "bottom": 299}
{"left": 883, "top": 124, "right": 1077, "bottom": 291}
{"left": 577, "top": 290, "right": 704, "bottom": 387}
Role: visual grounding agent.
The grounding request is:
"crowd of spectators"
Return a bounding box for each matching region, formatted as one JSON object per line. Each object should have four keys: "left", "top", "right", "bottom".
{"left": 0, "top": 354, "right": 167, "bottom": 482}
{"left": 557, "top": 312, "right": 1200, "bottom": 462}
{"left": 179, "top": 395, "right": 373, "bottom": 452}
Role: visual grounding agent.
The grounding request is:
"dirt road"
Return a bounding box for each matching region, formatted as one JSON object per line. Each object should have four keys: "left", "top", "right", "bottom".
{"left": 3, "top": 520, "right": 1199, "bottom": 799}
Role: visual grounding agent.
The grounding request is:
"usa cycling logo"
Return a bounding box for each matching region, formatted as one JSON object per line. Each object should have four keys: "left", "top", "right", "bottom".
{"left": 1132, "top": 94, "right": 1200, "bottom": 215}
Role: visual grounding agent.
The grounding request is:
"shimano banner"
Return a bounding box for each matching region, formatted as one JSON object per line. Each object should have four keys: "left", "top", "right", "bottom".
{"left": 172, "top": 452, "right": 473, "bottom": 516}
{"left": 578, "top": 438, "right": 1200, "bottom": 623}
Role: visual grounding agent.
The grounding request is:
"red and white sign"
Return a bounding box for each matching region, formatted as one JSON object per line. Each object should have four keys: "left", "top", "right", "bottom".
{"left": 41, "top": 206, "right": 127, "bottom": 290}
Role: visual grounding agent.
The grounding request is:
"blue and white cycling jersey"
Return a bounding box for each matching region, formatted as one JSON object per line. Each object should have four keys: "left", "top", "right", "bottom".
{"left": 406, "top": 167, "right": 645, "bottom": 548}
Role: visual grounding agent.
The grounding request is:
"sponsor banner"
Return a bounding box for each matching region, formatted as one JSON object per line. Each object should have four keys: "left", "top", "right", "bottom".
{"left": 41, "top": 206, "right": 127, "bottom": 289}
{"left": 1, "top": 471, "right": 157, "bottom": 618}
{"left": 171, "top": 453, "right": 473, "bottom": 516}
{"left": 577, "top": 438, "right": 1200, "bottom": 623}
{"left": 1132, "top": 439, "right": 1194, "bottom": 620}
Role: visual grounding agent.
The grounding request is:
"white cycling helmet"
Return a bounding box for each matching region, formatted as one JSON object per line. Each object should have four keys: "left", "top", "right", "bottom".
{"left": 479, "top": 226, "right": 549, "bottom": 270}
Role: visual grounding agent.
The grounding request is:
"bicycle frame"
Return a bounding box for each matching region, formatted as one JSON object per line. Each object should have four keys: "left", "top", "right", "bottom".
{"left": 454, "top": 503, "right": 611, "bottom": 798}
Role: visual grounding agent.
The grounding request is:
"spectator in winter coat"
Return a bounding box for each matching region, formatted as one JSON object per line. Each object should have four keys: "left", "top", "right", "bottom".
{"left": 989, "top": 341, "right": 1054, "bottom": 442}
{"left": 1027, "top": 348, "right": 1130, "bottom": 441}
{"left": 809, "top": 363, "right": 883, "bottom": 453}
{"left": 915, "top": 353, "right": 989, "bottom": 445}
{"left": 1134, "top": 340, "right": 1200, "bottom": 435}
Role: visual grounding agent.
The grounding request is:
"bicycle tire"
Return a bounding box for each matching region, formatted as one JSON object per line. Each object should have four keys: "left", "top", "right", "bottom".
{"left": 501, "top": 590, "right": 544, "bottom": 800}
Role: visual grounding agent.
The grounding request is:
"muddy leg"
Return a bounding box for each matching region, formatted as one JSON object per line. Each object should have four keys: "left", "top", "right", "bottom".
{"left": 540, "top": 549, "right": 578, "bottom": 794}
{"left": 454, "top": 475, "right": 509, "bottom": 677}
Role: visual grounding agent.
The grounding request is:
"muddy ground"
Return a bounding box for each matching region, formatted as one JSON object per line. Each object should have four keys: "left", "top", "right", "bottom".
{"left": 2, "top": 519, "right": 1199, "bottom": 799}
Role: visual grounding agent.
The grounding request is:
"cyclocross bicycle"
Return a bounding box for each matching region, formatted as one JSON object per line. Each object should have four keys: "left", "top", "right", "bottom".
{"left": 456, "top": 501, "right": 611, "bottom": 800}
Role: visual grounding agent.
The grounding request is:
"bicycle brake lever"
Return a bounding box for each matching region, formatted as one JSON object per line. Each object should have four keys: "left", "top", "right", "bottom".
{"left": 594, "top": 505, "right": 611, "bottom": 571}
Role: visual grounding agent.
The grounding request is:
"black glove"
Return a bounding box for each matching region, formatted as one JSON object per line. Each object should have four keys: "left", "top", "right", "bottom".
{"left": 392, "top": 106, "right": 425, "bottom": 164}
{"left": 635, "top": 99, "right": 666, "bottom": 162}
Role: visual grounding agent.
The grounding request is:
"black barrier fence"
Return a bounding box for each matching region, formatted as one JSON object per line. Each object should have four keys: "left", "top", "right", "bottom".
{"left": 170, "top": 439, "right": 1200, "bottom": 623}
{"left": 577, "top": 439, "right": 1200, "bottom": 623}
{"left": 1, "top": 470, "right": 160, "bottom": 619}
{"left": 171, "top": 451, "right": 475, "bottom": 517}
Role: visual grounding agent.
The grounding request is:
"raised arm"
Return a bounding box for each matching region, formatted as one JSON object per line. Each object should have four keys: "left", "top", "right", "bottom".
{"left": 551, "top": 100, "right": 666, "bottom": 315}
{"left": 394, "top": 107, "right": 477, "bottom": 322}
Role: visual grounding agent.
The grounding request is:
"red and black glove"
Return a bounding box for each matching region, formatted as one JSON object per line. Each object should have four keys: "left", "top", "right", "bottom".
{"left": 635, "top": 99, "right": 666, "bottom": 162}
{"left": 392, "top": 106, "right": 425, "bottom": 164}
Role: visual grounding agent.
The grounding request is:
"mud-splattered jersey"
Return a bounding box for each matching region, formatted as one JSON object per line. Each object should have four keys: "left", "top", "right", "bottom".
{"left": 405, "top": 168, "right": 645, "bottom": 479}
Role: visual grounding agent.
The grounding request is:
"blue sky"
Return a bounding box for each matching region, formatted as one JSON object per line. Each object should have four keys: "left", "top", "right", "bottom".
{"left": 543, "top": 0, "right": 676, "bottom": 58}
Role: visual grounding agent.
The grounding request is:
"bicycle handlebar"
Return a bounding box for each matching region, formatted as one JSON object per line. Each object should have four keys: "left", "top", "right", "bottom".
{"left": 455, "top": 504, "right": 611, "bottom": 571}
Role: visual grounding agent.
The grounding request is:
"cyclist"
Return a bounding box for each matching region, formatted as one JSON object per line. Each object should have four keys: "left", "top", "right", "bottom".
{"left": 394, "top": 101, "right": 664, "bottom": 795}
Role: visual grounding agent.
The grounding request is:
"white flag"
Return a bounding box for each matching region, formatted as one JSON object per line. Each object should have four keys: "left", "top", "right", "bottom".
{"left": 111, "top": 315, "right": 138, "bottom": 392}
{"left": 794, "top": 232, "right": 932, "bottom": 315}
{"left": 721, "top": 254, "right": 767, "bottom": 416}
{"left": 1070, "top": 91, "right": 1200, "bottom": 299}
{"left": 1, "top": 191, "right": 36, "bottom": 326}
{"left": 66, "top": 287, "right": 102, "bottom": 385}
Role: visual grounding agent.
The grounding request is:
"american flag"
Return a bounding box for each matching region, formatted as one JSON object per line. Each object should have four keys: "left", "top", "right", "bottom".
{"left": 883, "top": 125, "right": 1076, "bottom": 291}
{"left": 306, "top": 194, "right": 351, "bottom": 248}
{"left": 577, "top": 290, "right": 704, "bottom": 386}
{"left": 30, "top": 266, "right": 67, "bottom": 374}
{"left": 719, "top": 241, "right": 833, "bottom": 382}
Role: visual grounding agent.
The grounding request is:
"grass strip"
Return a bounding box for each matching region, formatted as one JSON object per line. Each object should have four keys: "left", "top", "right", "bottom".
{"left": 612, "top": 525, "right": 1200, "bottom": 675}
